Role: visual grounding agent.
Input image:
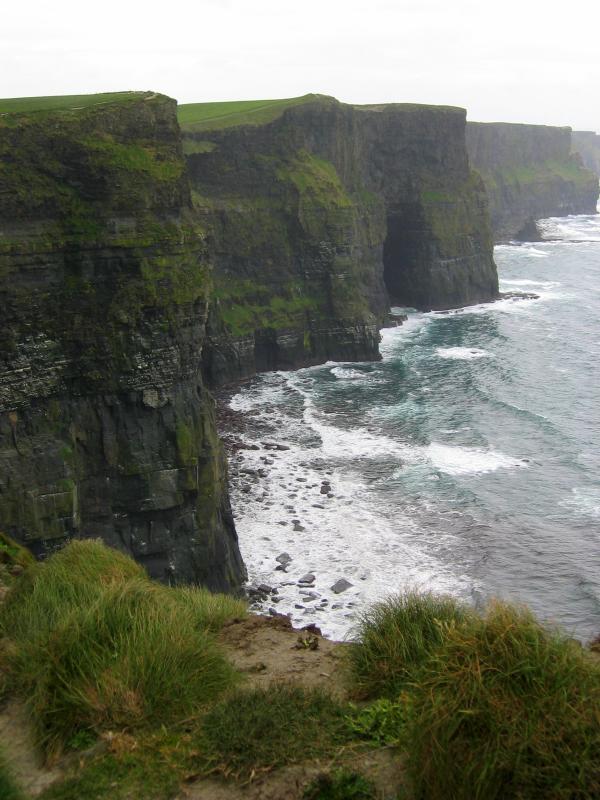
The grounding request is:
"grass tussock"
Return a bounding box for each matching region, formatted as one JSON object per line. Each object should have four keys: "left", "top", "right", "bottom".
{"left": 405, "top": 601, "right": 600, "bottom": 800}
{"left": 170, "top": 585, "right": 247, "bottom": 632}
{"left": 1, "top": 540, "right": 244, "bottom": 760}
{"left": 199, "top": 685, "right": 351, "bottom": 780}
{"left": 347, "top": 590, "right": 471, "bottom": 698}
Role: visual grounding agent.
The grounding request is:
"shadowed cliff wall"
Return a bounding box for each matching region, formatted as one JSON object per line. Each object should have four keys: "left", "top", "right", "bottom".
{"left": 0, "top": 94, "right": 245, "bottom": 590}
{"left": 466, "top": 121, "right": 599, "bottom": 240}
{"left": 572, "top": 131, "right": 600, "bottom": 178}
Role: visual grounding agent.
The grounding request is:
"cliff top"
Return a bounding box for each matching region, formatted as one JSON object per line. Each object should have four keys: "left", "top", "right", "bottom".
{"left": 468, "top": 119, "right": 572, "bottom": 134}
{"left": 177, "top": 93, "right": 334, "bottom": 131}
{"left": 0, "top": 91, "right": 166, "bottom": 117}
{"left": 178, "top": 93, "right": 465, "bottom": 132}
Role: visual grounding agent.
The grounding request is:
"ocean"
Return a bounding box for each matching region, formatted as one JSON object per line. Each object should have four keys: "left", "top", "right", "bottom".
{"left": 226, "top": 210, "right": 600, "bottom": 642}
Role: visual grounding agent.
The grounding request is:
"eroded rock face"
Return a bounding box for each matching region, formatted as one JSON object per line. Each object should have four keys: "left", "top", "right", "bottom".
{"left": 183, "top": 98, "right": 497, "bottom": 385}
{"left": 466, "top": 122, "right": 599, "bottom": 240}
{"left": 0, "top": 94, "right": 245, "bottom": 590}
{"left": 572, "top": 131, "right": 600, "bottom": 178}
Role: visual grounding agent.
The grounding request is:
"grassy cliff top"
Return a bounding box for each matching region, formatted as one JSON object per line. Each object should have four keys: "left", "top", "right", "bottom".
{"left": 0, "top": 91, "right": 162, "bottom": 116}
{"left": 177, "top": 93, "right": 335, "bottom": 131}
{"left": 355, "top": 101, "right": 464, "bottom": 114}
{"left": 178, "top": 94, "right": 465, "bottom": 133}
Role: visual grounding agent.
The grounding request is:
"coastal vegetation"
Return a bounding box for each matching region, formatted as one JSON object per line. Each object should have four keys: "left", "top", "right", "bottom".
{"left": 1, "top": 537, "right": 598, "bottom": 799}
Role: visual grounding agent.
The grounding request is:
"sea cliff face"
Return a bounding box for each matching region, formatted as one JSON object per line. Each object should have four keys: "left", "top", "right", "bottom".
{"left": 0, "top": 94, "right": 245, "bottom": 590}
{"left": 182, "top": 97, "right": 497, "bottom": 385}
{"left": 572, "top": 131, "right": 600, "bottom": 178}
{"left": 466, "top": 121, "right": 599, "bottom": 240}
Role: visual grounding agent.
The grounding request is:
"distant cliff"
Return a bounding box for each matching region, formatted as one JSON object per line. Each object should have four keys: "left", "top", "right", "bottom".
{"left": 572, "top": 131, "right": 600, "bottom": 177}
{"left": 466, "top": 122, "right": 599, "bottom": 240}
{"left": 181, "top": 96, "right": 497, "bottom": 385}
{"left": 0, "top": 93, "right": 245, "bottom": 590}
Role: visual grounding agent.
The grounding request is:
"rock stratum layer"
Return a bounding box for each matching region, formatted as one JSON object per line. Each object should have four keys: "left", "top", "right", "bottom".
{"left": 181, "top": 96, "right": 497, "bottom": 385}
{"left": 0, "top": 93, "right": 245, "bottom": 590}
{"left": 572, "top": 131, "right": 600, "bottom": 178}
{"left": 466, "top": 121, "right": 599, "bottom": 240}
{"left": 0, "top": 91, "right": 500, "bottom": 587}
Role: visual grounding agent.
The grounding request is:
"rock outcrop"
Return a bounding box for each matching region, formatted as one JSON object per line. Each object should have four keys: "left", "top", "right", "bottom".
{"left": 0, "top": 93, "right": 245, "bottom": 590}
{"left": 466, "top": 121, "right": 599, "bottom": 240}
{"left": 181, "top": 96, "right": 497, "bottom": 385}
{"left": 572, "top": 131, "right": 600, "bottom": 178}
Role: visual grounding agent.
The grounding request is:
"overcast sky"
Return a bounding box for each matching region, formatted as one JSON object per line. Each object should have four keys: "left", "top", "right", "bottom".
{"left": 2, "top": 0, "right": 598, "bottom": 131}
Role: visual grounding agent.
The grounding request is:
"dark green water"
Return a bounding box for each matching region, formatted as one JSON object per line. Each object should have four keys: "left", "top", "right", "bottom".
{"left": 229, "top": 211, "right": 600, "bottom": 640}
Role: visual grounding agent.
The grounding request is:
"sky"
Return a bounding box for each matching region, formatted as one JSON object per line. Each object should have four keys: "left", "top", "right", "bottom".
{"left": 2, "top": 0, "right": 599, "bottom": 131}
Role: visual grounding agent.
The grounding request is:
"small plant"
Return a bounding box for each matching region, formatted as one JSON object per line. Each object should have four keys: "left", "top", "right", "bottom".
{"left": 346, "top": 698, "right": 407, "bottom": 746}
{"left": 303, "top": 769, "right": 377, "bottom": 800}
{"left": 66, "top": 729, "right": 97, "bottom": 751}
{"left": 347, "top": 590, "right": 471, "bottom": 698}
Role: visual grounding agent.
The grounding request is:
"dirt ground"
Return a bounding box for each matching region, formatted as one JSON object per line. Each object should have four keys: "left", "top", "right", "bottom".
{"left": 217, "top": 614, "right": 350, "bottom": 698}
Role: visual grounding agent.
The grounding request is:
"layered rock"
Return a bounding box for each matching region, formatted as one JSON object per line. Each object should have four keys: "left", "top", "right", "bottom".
{"left": 181, "top": 96, "right": 497, "bottom": 385}
{"left": 466, "top": 122, "right": 599, "bottom": 240}
{"left": 572, "top": 131, "right": 600, "bottom": 178}
{"left": 0, "top": 94, "right": 245, "bottom": 590}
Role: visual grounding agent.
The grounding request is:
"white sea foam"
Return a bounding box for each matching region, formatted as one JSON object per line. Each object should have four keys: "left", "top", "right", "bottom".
{"left": 426, "top": 443, "right": 527, "bottom": 476}
{"left": 538, "top": 213, "right": 600, "bottom": 242}
{"left": 435, "top": 347, "right": 492, "bottom": 361}
{"left": 559, "top": 488, "right": 600, "bottom": 520}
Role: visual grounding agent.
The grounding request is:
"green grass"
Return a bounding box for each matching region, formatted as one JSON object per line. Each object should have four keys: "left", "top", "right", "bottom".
{"left": 348, "top": 592, "right": 600, "bottom": 798}
{"left": 177, "top": 94, "right": 332, "bottom": 131}
{"left": 198, "top": 685, "right": 352, "bottom": 780}
{"left": 1, "top": 540, "right": 243, "bottom": 760}
{"left": 0, "top": 532, "right": 35, "bottom": 570}
{"left": 0, "top": 92, "right": 151, "bottom": 115}
{"left": 405, "top": 601, "right": 600, "bottom": 799}
{"left": 347, "top": 590, "right": 471, "bottom": 699}
{"left": 0, "top": 748, "right": 25, "bottom": 800}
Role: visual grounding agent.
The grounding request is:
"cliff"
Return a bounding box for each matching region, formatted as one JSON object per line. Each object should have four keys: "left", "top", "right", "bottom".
{"left": 572, "top": 131, "right": 600, "bottom": 177}
{"left": 466, "top": 121, "right": 599, "bottom": 240}
{"left": 180, "top": 96, "right": 497, "bottom": 385}
{"left": 0, "top": 93, "right": 245, "bottom": 590}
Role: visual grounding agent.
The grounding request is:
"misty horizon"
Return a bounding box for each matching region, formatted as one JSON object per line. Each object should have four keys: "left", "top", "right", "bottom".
{"left": 2, "top": 0, "right": 599, "bottom": 134}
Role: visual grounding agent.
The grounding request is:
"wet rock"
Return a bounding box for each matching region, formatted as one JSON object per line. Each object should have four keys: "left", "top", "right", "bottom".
{"left": 331, "top": 578, "right": 353, "bottom": 594}
{"left": 312, "top": 503, "right": 325, "bottom": 509}
{"left": 241, "top": 484, "right": 251, "bottom": 493}
{"left": 320, "top": 485, "right": 331, "bottom": 495}
{"left": 275, "top": 564, "right": 288, "bottom": 572}
{"left": 293, "top": 522, "right": 305, "bottom": 532}
{"left": 276, "top": 552, "right": 292, "bottom": 565}
{"left": 298, "top": 573, "right": 316, "bottom": 586}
